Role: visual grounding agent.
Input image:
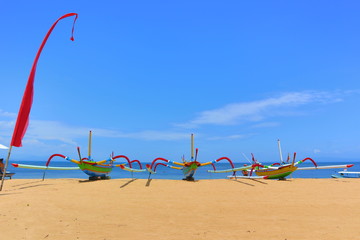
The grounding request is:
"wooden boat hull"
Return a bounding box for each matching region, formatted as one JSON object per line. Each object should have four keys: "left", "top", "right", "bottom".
{"left": 255, "top": 165, "right": 298, "bottom": 179}
{"left": 183, "top": 162, "right": 200, "bottom": 178}
{"left": 0, "top": 172, "right": 15, "bottom": 179}
{"left": 78, "top": 161, "right": 113, "bottom": 178}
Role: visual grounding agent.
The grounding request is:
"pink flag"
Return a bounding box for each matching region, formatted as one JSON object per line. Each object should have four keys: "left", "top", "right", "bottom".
{"left": 11, "top": 13, "right": 78, "bottom": 147}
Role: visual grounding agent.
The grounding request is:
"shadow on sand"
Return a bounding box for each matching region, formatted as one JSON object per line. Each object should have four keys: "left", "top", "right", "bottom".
{"left": 228, "top": 178, "right": 270, "bottom": 186}
{"left": 12, "top": 180, "right": 53, "bottom": 189}
{"left": 227, "top": 179, "right": 255, "bottom": 186}
{"left": 145, "top": 178, "right": 152, "bottom": 187}
{"left": 120, "top": 178, "right": 138, "bottom": 188}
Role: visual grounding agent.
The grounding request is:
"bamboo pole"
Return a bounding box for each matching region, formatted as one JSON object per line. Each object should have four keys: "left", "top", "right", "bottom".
{"left": 277, "top": 139, "right": 284, "bottom": 164}
{"left": 0, "top": 146, "right": 13, "bottom": 191}
{"left": 88, "top": 130, "right": 92, "bottom": 160}
{"left": 191, "top": 133, "right": 194, "bottom": 160}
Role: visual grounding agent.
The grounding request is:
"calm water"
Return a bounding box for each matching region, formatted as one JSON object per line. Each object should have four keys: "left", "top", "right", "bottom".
{"left": 5, "top": 160, "right": 360, "bottom": 180}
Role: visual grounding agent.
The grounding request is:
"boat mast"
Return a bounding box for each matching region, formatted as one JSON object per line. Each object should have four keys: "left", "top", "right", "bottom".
{"left": 88, "top": 130, "right": 92, "bottom": 160}
{"left": 191, "top": 133, "right": 194, "bottom": 161}
{"left": 277, "top": 139, "right": 284, "bottom": 164}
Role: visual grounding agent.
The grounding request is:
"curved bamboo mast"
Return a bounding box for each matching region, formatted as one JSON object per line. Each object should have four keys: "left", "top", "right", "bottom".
{"left": 88, "top": 130, "right": 92, "bottom": 161}
{"left": 77, "top": 147, "right": 83, "bottom": 164}
{"left": 277, "top": 139, "right": 284, "bottom": 164}
{"left": 191, "top": 133, "right": 194, "bottom": 161}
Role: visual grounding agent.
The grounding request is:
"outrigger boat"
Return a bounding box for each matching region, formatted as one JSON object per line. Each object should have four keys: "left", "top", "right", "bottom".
{"left": 146, "top": 134, "right": 235, "bottom": 181}
{"left": 209, "top": 140, "right": 354, "bottom": 180}
{"left": 216, "top": 154, "right": 354, "bottom": 180}
{"left": 209, "top": 153, "right": 317, "bottom": 180}
{"left": 12, "top": 131, "right": 146, "bottom": 180}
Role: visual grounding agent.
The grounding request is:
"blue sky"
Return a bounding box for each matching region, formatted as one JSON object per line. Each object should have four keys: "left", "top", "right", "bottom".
{"left": 1, "top": 0, "right": 360, "bottom": 163}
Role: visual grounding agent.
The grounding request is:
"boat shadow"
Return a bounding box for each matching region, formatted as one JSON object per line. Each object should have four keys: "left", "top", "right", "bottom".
{"left": 227, "top": 179, "right": 255, "bottom": 186}
{"left": 145, "top": 178, "right": 200, "bottom": 187}
{"left": 228, "top": 178, "right": 269, "bottom": 186}
{"left": 78, "top": 177, "right": 112, "bottom": 183}
{"left": 12, "top": 180, "right": 53, "bottom": 189}
{"left": 0, "top": 192, "right": 22, "bottom": 196}
{"left": 250, "top": 178, "right": 268, "bottom": 184}
{"left": 120, "top": 178, "right": 138, "bottom": 188}
{"left": 145, "top": 178, "right": 152, "bottom": 187}
{"left": 12, "top": 180, "right": 46, "bottom": 187}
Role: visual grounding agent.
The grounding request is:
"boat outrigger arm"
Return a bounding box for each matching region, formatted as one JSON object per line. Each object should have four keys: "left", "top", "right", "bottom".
{"left": 11, "top": 154, "right": 146, "bottom": 172}
{"left": 146, "top": 155, "right": 235, "bottom": 174}
{"left": 11, "top": 163, "right": 79, "bottom": 170}
{"left": 146, "top": 134, "right": 237, "bottom": 178}
{"left": 112, "top": 155, "right": 146, "bottom": 173}
{"left": 297, "top": 164, "right": 354, "bottom": 170}
{"left": 207, "top": 164, "right": 252, "bottom": 173}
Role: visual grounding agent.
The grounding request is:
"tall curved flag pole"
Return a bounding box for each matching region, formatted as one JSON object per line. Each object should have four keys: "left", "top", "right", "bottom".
{"left": 0, "top": 13, "right": 78, "bottom": 191}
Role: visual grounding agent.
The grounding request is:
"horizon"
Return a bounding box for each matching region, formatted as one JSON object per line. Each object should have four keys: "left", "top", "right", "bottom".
{"left": 1, "top": 1, "right": 360, "bottom": 164}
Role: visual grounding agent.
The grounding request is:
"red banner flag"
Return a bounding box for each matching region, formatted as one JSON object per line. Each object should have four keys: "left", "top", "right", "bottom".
{"left": 10, "top": 13, "right": 78, "bottom": 147}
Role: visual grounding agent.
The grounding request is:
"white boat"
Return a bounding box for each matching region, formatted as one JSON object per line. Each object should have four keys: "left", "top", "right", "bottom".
{"left": 331, "top": 170, "right": 360, "bottom": 178}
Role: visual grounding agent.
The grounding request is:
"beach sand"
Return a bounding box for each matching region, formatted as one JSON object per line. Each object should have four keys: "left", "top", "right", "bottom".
{"left": 1, "top": 178, "right": 359, "bottom": 240}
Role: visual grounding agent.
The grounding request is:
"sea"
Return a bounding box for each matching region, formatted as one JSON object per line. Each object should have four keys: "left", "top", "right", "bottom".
{"left": 5, "top": 160, "right": 360, "bottom": 180}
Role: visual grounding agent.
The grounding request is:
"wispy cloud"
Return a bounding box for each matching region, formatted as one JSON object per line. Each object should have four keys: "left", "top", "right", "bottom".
{"left": 206, "top": 134, "right": 248, "bottom": 141}
{"left": 0, "top": 117, "right": 190, "bottom": 147}
{"left": 0, "top": 109, "right": 16, "bottom": 118}
{"left": 251, "top": 122, "right": 280, "bottom": 128}
{"left": 176, "top": 90, "right": 347, "bottom": 128}
{"left": 313, "top": 149, "right": 321, "bottom": 154}
{"left": 29, "top": 121, "right": 191, "bottom": 142}
{"left": 0, "top": 89, "right": 356, "bottom": 152}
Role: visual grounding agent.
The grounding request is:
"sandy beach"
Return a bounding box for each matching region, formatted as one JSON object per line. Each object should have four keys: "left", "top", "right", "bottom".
{"left": 1, "top": 178, "right": 359, "bottom": 240}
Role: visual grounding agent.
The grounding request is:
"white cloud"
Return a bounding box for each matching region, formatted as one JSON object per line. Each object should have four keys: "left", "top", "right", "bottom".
{"left": 0, "top": 113, "right": 190, "bottom": 143}
{"left": 115, "top": 131, "right": 190, "bottom": 141}
{"left": 0, "top": 109, "right": 16, "bottom": 118}
{"left": 176, "top": 90, "right": 347, "bottom": 128}
{"left": 207, "top": 134, "right": 248, "bottom": 141}
{"left": 0, "top": 89, "right": 356, "bottom": 153}
{"left": 313, "top": 149, "right": 321, "bottom": 154}
{"left": 251, "top": 122, "right": 280, "bottom": 128}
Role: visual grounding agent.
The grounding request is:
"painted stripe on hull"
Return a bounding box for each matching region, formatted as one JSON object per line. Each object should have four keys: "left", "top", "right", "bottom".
{"left": 78, "top": 162, "right": 113, "bottom": 177}
{"left": 183, "top": 163, "right": 199, "bottom": 177}
{"left": 255, "top": 165, "right": 297, "bottom": 179}
{"left": 265, "top": 171, "right": 293, "bottom": 179}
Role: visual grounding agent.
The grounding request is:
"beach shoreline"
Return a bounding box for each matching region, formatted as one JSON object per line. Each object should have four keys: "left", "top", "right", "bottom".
{"left": 1, "top": 178, "right": 359, "bottom": 240}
